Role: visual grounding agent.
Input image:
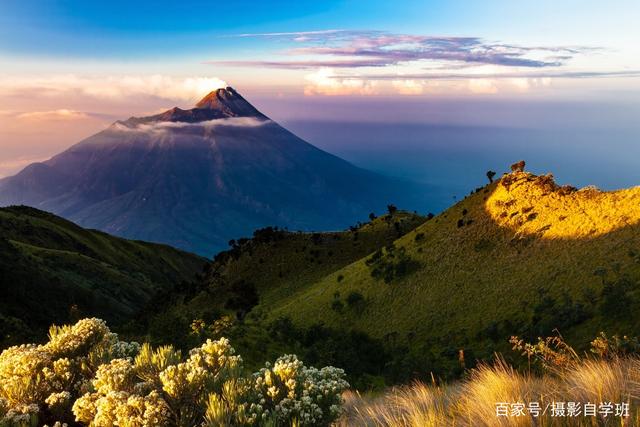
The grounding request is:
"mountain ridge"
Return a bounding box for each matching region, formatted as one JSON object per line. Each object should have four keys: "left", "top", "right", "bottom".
{"left": 138, "top": 169, "right": 640, "bottom": 382}
{"left": 268, "top": 171, "right": 640, "bottom": 368}
{"left": 0, "top": 87, "right": 434, "bottom": 256}
{"left": 0, "top": 205, "right": 205, "bottom": 348}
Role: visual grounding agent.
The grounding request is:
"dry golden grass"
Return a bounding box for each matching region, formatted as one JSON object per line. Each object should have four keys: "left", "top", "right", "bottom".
{"left": 486, "top": 172, "right": 640, "bottom": 239}
{"left": 338, "top": 358, "right": 640, "bottom": 426}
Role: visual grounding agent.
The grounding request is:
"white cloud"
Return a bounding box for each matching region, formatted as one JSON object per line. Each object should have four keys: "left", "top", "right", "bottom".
{"left": 113, "top": 117, "right": 271, "bottom": 133}
{"left": 468, "top": 79, "right": 499, "bottom": 94}
{"left": 391, "top": 80, "right": 425, "bottom": 95}
{"left": 304, "top": 68, "right": 377, "bottom": 96}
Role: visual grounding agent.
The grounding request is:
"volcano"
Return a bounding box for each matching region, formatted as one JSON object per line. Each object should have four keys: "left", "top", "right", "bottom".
{"left": 0, "top": 87, "right": 432, "bottom": 256}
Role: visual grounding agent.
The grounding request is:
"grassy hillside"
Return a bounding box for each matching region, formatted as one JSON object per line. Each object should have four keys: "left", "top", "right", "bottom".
{"left": 268, "top": 171, "right": 640, "bottom": 379}
{"left": 0, "top": 206, "right": 205, "bottom": 347}
{"left": 139, "top": 211, "right": 427, "bottom": 366}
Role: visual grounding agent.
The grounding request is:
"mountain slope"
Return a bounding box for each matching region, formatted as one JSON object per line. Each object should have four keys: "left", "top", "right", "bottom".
{"left": 266, "top": 171, "right": 640, "bottom": 375}
{"left": 0, "top": 206, "right": 205, "bottom": 347}
{"left": 0, "top": 87, "right": 433, "bottom": 256}
{"left": 137, "top": 211, "right": 427, "bottom": 348}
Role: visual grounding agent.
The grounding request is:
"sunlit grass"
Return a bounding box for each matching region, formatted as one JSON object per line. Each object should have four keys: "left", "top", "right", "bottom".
{"left": 486, "top": 172, "right": 640, "bottom": 239}
{"left": 338, "top": 357, "right": 640, "bottom": 426}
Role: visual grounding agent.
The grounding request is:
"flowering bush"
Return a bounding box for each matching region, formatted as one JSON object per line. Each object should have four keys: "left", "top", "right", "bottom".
{"left": 0, "top": 319, "right": 349, "bottom": 427}
{"left": 245, "top": 355, "right": 349, "bottom": 426}
{"left": 0, "top": 318, "right": 138, "bottom": 427}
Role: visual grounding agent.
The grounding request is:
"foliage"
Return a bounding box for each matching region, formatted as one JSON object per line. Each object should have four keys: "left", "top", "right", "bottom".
{"left": 600, "top": 276, "right": 635, "bottom": 318}
{"left": 509, "top": 333, "right": 580, "bottom": 371}
{"left": 0, "top": 319, "right": 348, "bottom": 427}
{"left": 0, "top": 206, "right": 204, "bottom": 349}
{"left": 338, "top": 356, "right": 640, "bottom": 426}
{"left": 590, "top": 332, "right": 640, "bottom": 359}
{"left": 365, "top": 244, "right": 420, "bottom": 284}
{"left": 345, "top": 292, "right": 365, "bottom": 310}
{"left": 267, "top": 319, "right": 388, "bottom": 390}
{"left": 270, "top": 170, "right": 640, "bottom": 388}
{"left": 0, "top": 318, "right": 139, "bottom": 426}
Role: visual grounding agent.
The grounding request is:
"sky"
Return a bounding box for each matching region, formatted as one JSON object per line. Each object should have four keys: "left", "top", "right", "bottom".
{"left": 0, "top": 0, "right": 639, "bottom": 184}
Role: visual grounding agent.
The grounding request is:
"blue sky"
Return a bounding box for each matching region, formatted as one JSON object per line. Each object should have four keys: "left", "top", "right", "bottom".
{"left": 1, "top": 0, "right": 638, "bottom": 63}
{"left": 0, "top": 0, "right": 639, "bottom": 179}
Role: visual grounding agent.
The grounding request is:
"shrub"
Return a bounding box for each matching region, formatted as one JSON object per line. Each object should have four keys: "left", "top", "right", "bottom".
{"left": 0, "top": 318, "right": 138, "bottom": 426}
{"left": 365, "top": 245, "right": 420, "bottom": 284}
{"left": 331, "top": 299, "right": 344, "bottom": 313}
{"left": 0, "top": 319, "right": 349, "bottom": 427}
{"left": 249, "top": 355, "right": 348, "bottom": 426}
{"left": 346, "top": 292, "right": 365, "bottom": 311}
{"left": 590, "top": 332, "right": 640, "bottom": 359}
{"left": 601, "top": 277, "right": 635, "bottom": 318}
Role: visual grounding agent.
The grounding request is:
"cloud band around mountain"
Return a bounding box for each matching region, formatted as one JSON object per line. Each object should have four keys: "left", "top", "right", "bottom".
{"left": 113, "top": 117, "right": 271, "bottom": 133}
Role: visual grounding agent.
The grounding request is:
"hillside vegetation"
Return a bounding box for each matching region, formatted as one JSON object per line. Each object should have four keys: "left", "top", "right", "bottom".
{"left": 340, "top": 357, "right": 640, "bottom": 426}
{"left": 266, "top": 171, "right": 640, "bottom": 379}
{"left": 0, "top": 206, "right": 205, "bottom": 348}
{"left": 139, "top": 170, "right": 640, "bottom": 385}
{"left": 141, "top": 212, "right": 427, "bottom": 339}
{"left": 0, "top": 318, "right": 348, "bottom": 427}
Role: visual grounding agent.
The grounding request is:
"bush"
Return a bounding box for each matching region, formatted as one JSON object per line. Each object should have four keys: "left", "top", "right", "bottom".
{"left": 346, "top": 292, "right": 365, "bottom": 310}
{"left": 0, "top": 318, "right": 349, "bottom": 427}
{"left": 601, "top": 277, "right": 635, "bottom": 318}
{"left": 365, "top": 245, "right": 420, "bottom": 284}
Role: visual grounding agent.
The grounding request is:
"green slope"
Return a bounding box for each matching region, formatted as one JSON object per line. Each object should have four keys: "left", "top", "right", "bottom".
{"left": 139, "top": 211, "right": 427, "bottom": 352}
{"left": 0, "top": 206, "right": 205, "bottom": 347}
{"left": 268, "top": 172, "right": 640, "bottom": 378}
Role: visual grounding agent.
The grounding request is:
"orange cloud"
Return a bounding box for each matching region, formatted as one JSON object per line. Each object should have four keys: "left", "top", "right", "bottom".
{"left": 16, "top": 109, "right": 91, "bottom": 121}
{"left": 0, "top": 75, "right": 228, "bottom": 103}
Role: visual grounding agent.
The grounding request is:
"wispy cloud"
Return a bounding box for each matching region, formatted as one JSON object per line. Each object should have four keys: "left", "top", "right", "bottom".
{"left": 0, "top": 109, "right": 116, "bottom": 122}
{"left": 207, "top": 30, "right": 593, "bottom": 70}
{"left": 334, "top": 70, "right": 640, "bottom": 80}
{"left": 225, "top": 29, "right": 344, "bottom": 39}
{"left": 16, "top": 109, "right": 91, "bottom": 120}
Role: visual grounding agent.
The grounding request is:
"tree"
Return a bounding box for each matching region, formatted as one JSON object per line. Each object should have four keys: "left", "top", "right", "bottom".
{"left": 387, "top": 204, "right": 398, "bottom": 216}
{"left": 369, "top": 212, "right": 377, "bottom": 221}
{"left": 486, "top": 170, "right": 496, "bottom": 183}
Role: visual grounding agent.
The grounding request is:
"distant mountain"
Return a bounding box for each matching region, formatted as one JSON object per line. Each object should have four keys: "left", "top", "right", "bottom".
{"left": 0, "top": 205, "right": 204, "bottom": 348}
{"left": 0, "top": 87, "right": 433, "bottom": 256}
